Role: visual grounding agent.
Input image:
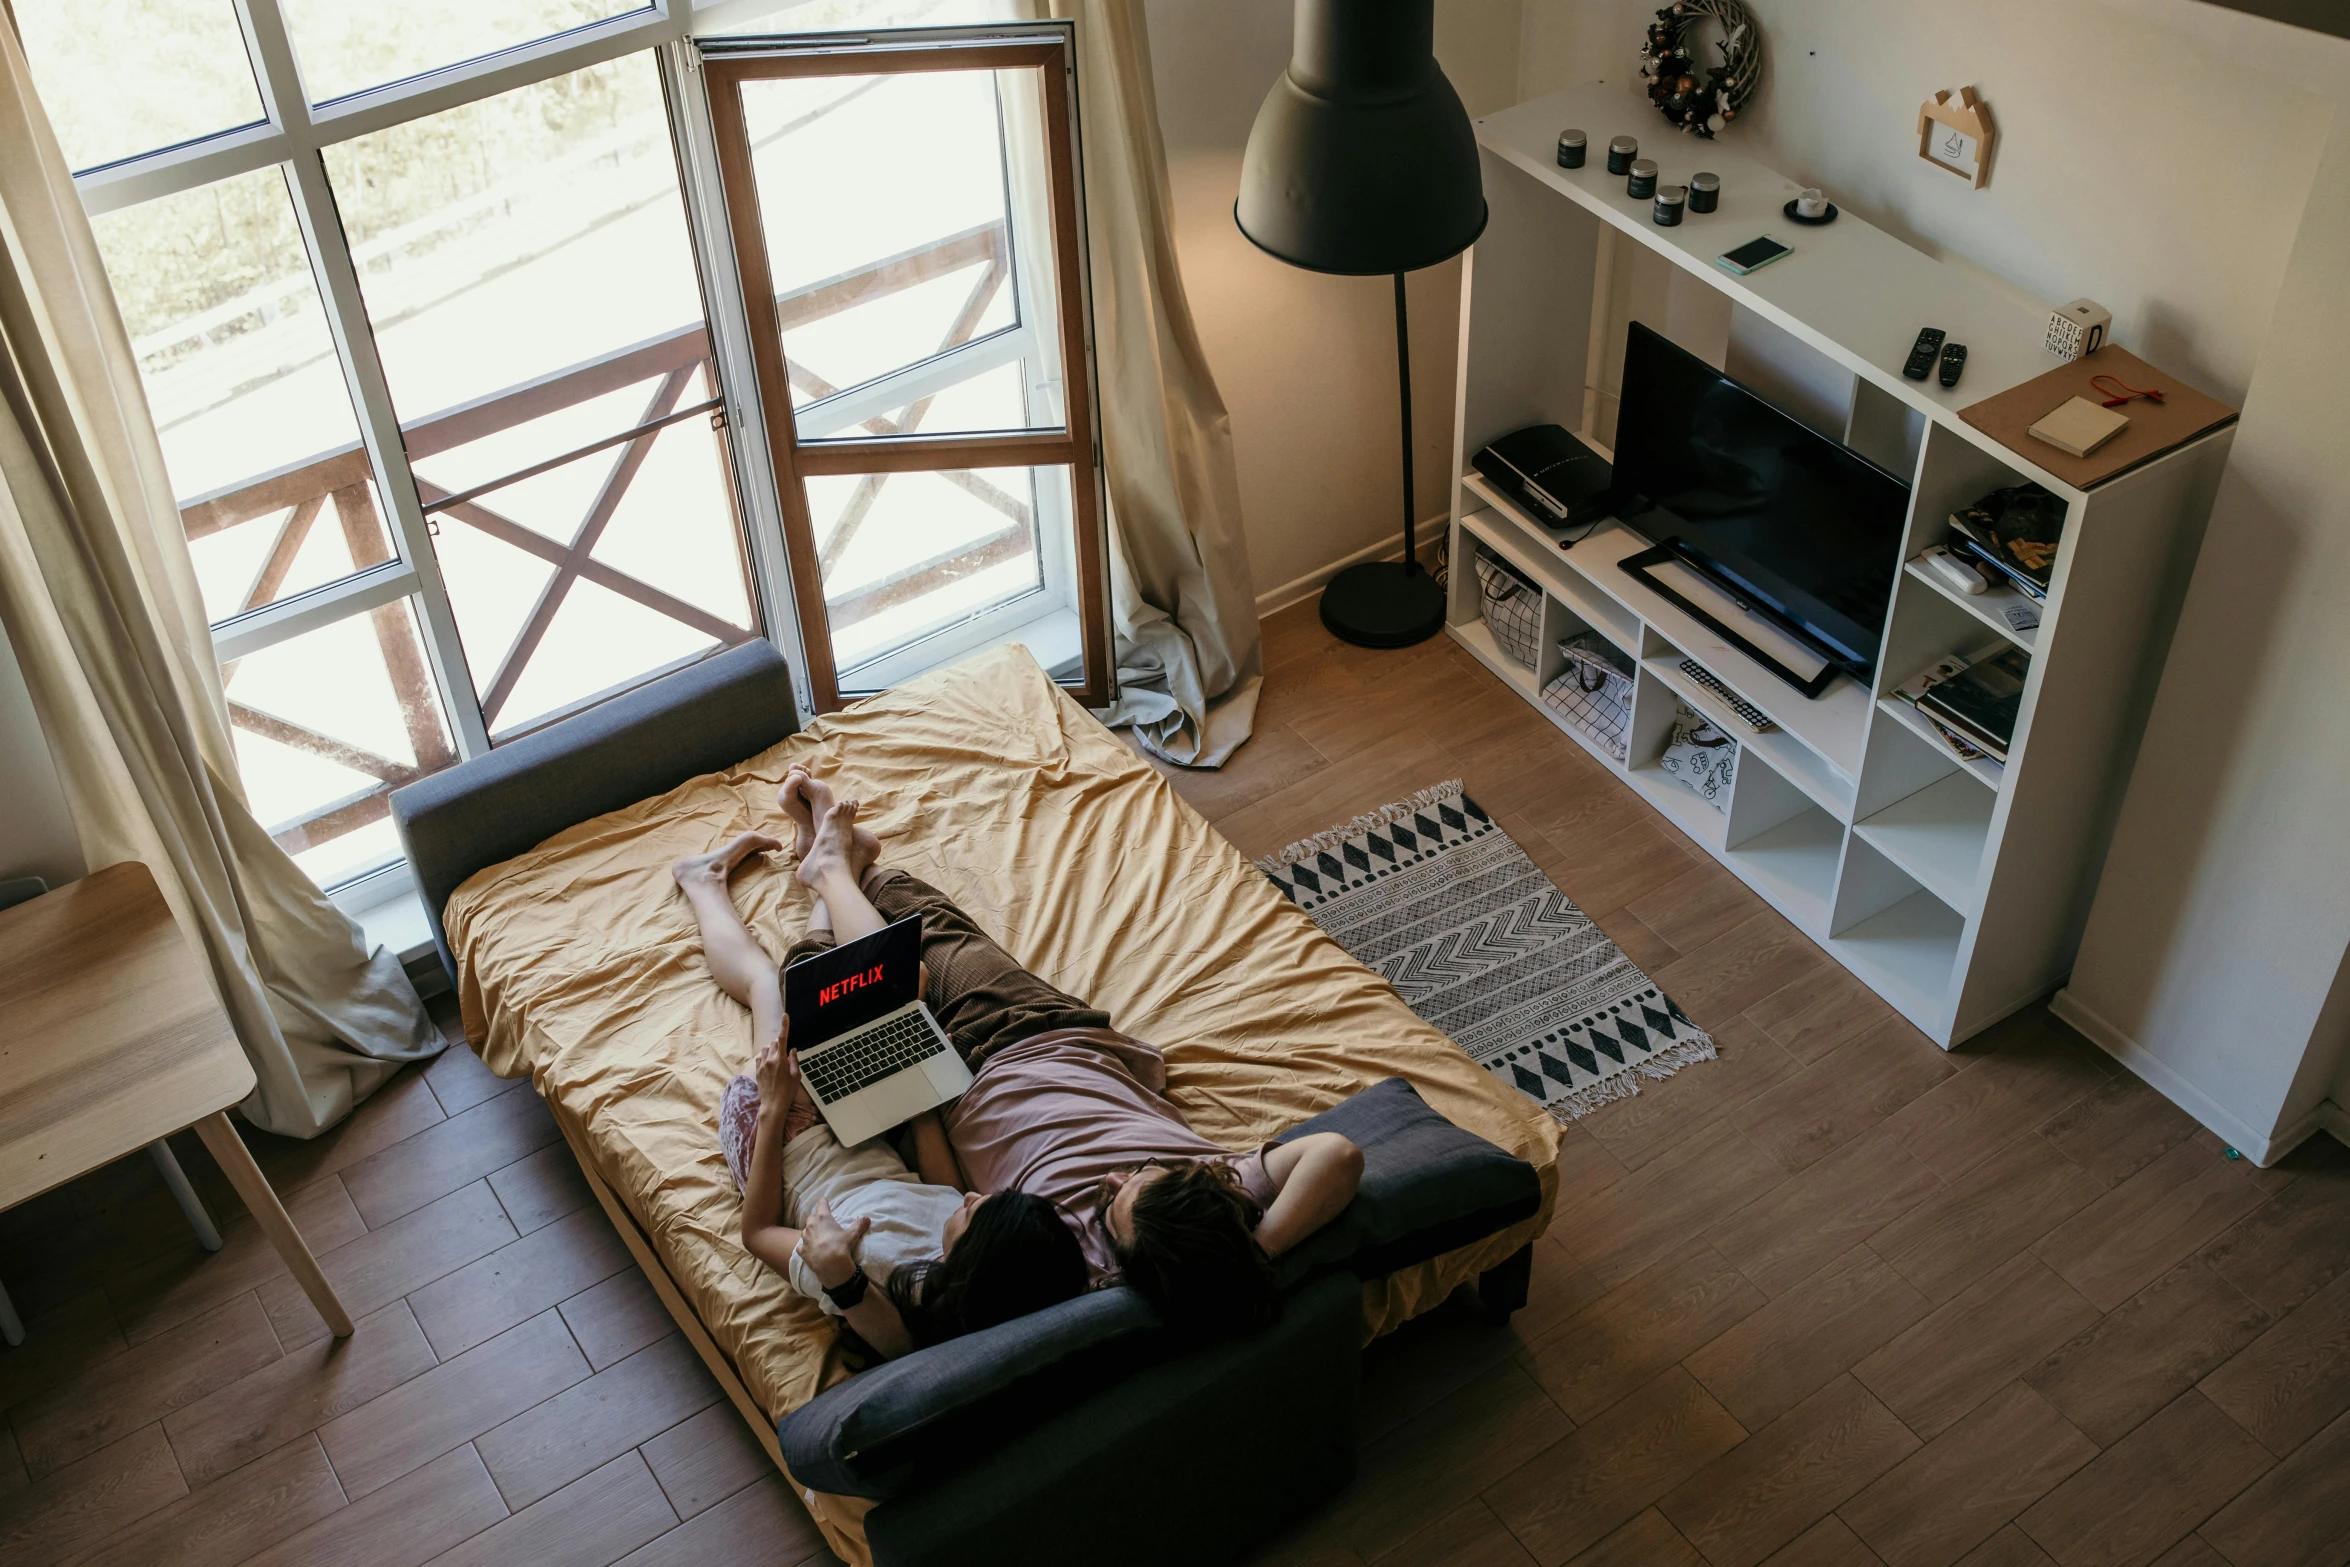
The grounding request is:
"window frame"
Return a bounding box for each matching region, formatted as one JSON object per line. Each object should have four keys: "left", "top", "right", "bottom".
{"left": 60, "top": 0, "right": 839, "bottom": 894}
{"left": 698, "top": 27, "right": 1114, "bottom": 711}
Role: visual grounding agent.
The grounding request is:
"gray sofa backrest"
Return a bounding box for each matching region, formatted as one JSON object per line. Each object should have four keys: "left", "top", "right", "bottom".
{"left": 389, "top": 640, "right": 801, "bottom": 982}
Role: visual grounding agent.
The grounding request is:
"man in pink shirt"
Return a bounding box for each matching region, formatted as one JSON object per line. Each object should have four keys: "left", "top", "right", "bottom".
{"left": 695, "top": 766, "right": 1363, "bottom": 1339}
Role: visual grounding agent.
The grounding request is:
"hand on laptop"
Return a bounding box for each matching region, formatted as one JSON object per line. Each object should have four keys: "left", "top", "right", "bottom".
{"left": 755, "top": 1033, "right": 814, "bottom": 1145}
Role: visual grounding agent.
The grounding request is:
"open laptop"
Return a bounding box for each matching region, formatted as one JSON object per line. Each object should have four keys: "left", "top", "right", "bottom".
{"left": 783, "top": 915, "right": 971, "bottom": 1145}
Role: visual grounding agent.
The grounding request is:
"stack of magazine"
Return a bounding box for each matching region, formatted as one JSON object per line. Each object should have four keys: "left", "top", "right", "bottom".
{"left": 1947, "top": 483, "right": 2065, "bottom": 602}
{"left": 1893, "top": 644, "right": 2029, "bottom": 766}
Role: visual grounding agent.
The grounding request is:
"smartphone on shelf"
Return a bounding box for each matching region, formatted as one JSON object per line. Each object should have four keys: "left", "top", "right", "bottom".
{"left": 1716, "top": 236, "right": 1793, "bottom": 276}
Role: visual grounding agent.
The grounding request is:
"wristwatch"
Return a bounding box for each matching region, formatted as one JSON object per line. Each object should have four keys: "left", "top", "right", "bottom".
{"left": 823, "top": 1270, "right": 870, "bottom": 1310}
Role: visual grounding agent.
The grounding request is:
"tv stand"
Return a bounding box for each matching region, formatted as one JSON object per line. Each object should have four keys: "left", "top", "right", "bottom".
{"left": 1446, "top": 84, "right": 2233, "bottom": 1046}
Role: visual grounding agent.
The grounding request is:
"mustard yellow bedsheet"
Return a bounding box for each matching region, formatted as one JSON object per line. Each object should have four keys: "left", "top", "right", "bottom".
{"left": 446, "top": 645, "right": 1560, "bottom": 1552}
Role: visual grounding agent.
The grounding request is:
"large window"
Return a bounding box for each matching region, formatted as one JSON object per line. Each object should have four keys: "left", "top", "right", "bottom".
{"left": 17, "top": 0, "right": 1099, "bottom": 897}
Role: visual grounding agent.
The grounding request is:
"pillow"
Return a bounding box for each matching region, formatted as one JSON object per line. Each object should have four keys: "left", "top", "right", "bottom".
{"left": 1270, "top": 1076, "right": 1543, "bottom": 1286}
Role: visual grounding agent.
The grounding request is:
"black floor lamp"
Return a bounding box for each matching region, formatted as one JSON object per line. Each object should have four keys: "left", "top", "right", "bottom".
{"left": 1235, "top": 0, "right": 1487, "bottom": 649}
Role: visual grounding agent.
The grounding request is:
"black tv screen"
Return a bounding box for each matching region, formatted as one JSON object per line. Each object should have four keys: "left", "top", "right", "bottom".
{"left": 1614, "top": 321, "right": 1911, "bottom": 676}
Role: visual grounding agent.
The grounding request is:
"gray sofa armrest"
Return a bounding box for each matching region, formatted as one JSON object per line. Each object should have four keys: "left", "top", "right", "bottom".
{"left": 389, "top": 640, "right": 799, "bottom": 982}
{"left": 1270, "top": 1075, "right": 1544, "bottom": 1285}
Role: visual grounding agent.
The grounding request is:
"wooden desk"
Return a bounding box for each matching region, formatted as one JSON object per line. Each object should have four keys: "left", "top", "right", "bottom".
{"left": 0, "top": 862, "right": 352, "bottom": 1336}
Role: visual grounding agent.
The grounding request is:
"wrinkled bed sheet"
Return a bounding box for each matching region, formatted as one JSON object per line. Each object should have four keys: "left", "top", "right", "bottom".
{"left": 447, "top": 645, "right": 1561, "bottom": 1554}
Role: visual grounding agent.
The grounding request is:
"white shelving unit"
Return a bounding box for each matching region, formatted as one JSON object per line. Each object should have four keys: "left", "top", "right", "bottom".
{"left": 1446, "top": 85, "right": 2235, "bottom": 1045}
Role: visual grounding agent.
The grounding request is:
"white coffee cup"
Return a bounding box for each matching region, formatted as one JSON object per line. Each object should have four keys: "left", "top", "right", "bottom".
{"left": 1795, "top": 188, "right": 1829, "bottom": 218}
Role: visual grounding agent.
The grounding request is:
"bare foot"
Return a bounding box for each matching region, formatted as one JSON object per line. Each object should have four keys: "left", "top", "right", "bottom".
{"left": 777, "top": 766, "right": 881, "bottom": 881}
{"left": 672, "top": 832, "right": 783, "bottom": 893}
{"left": 795, "top": 784, "right": 866, "bottom": 892}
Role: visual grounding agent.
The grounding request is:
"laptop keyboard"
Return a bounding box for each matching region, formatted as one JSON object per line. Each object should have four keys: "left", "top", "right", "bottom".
{"left": 802, "top": 1012, "right": 947, "bottom": 1103}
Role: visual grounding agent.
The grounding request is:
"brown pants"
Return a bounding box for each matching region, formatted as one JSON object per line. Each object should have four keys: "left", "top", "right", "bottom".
{"left": 782, "top": 869, "right": 1108, "bottom": 1068}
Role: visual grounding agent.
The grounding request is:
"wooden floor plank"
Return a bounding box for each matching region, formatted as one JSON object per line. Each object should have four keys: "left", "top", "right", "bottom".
{"left": 475, "top": 1333, "right": 720, "bottom": 1510}
{"left": 487, "top": 1143, "right": 600, "bottom": 1238}
{"left": 639, "top": 1403, "right": 776, "bottom": 1523}
{"left": 1853, "top": 1254, "right": 2101, "bottom": 1441}
{"left": 1839, "top": 1383, "right": 2097, "bottom": 1567}
{"left": 103, "top": 1176, "right": 366, "bottom": 1348}
{"left": 1327, "top": 1361, "right": 1572, "bottom": 1560}
{"left": 613, "top": 1472, "right": 839, "bottom": 1567}
{"left": 1705, "top": 1125, "right": 1945, "bottom": 1300}
{"left": 1370, "top": 1497, "right": 1542, "bottom": 1567}
{"left": 260, "top": 1180, "right": 516, "bottom": 1351}
{"left": 409, "top": 1205, "right": 634, "bottom": 1360}
{"left": 1560, "top": 1508, "right": 1705, "bottom": 1567}
{"left": 240, "top": 1444, "right": 509, "bottom": 1567}
{"left": 1683, "top": 1247, "right": 1932, "bottom": 1430}
{"left": 2014, "top": 1392, "right": 2271, "bottom": 1567}
{"left": 1482, "top": 1367, "right": 1747, "bottom": 1566}
{"left": 1556, "top": 1125, "right": 1788, "bottom": 1289}
{"left": 1520, "top": 1243, "right": 1765, "bottom": 1423}
{"left": 9, "top": 1291, "right": 281, "bottom": 1476}
{"left": 1658, "top": 1377, "right": 1918, "bottom": 1567}
{"left": 560, "top": 1269, "right": 687, "bottom": 1374}
{"left": 0, "top": 1425, "right": 185, "bottom": 1565}
{"left": 1575, "top": 1015, "right": 1800, "bottom": 1174}
{"left": 2194, "top": 1136, "right": 2350, "bottom": 1316}
{"left": 418, "top": 1449, "right": 676, "bottom": 1567}
{"left": 2197, "top": 1404, "right": 2350, "bottom": 1567}
{"left": 1742, "top": 1018, "right": 1959, "bottom": 1175}
{"left": 2031, "top": 1137, "right": 2273, "bottom": 1311}
{"left": 163, "top": 1299, "right": 438, "bottom": 1488}
{"left": 1761, "top": 1516, "right": 1888, "bottom": 1566}
{"left": 1868, "top": 1137, "right": 2105, "bottom": 1306}
{"left": 318, "top": 1307, "right": 588, "bottom": 1500}
{"left": 71, "top": 1432, "right": 345, "bottom": 1567}
{"left": 2195, "top": 1263, "right": 2350, "bottom": 1457}
{"left": 2020, "top": 1258, "right": 2273, "bottom": 1448}
{"left": 2033, "top": 1075, "right": 2202, "bottom": 1190}
{"left": 338, "top": 1087, "right": 563, "bottom": 1230}
{"left": 423, "top": 1041, "right": 525, "bottom": 1119}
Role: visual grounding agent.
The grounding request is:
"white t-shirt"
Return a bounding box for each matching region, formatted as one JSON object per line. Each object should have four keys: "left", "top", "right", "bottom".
{"left": 777, "top": 1123, "right": 962, "bottom": 1315}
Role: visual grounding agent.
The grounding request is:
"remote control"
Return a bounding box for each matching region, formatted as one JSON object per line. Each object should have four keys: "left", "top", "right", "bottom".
{"left": 1678, "top": 660, "right": 1778, "bottom": 733}
{"left": 1921, "top": 544, "right": 1988, "bottom": 596}
{"left": 1938, "top": 342, "right": 1968, "bottom": 389}
{"left": 1903, "top": 327, "right": 1945, "bottom": 381}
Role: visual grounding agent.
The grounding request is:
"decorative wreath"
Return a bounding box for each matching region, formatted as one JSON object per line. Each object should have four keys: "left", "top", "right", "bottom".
{"left": 1638, "top": 0, "right": 1762, "bottom": 138}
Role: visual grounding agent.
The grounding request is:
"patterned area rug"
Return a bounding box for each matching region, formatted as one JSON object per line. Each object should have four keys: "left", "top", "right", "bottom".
{"left": 1255, "top": 780, "right": 1715, "bottom": 1120}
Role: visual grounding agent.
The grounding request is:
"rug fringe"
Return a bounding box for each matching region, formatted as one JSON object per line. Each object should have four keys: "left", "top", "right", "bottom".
{"left": 1252, "top": 778, "right": 1465, "bottom": 873}
{"left": 1542, "top": 1033, "right": 1719, "bottom": 1122}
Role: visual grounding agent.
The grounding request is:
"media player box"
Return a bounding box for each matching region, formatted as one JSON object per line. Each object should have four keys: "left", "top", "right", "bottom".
{"left": 1471, "top": 425, "right": 1614, "bottom": 543}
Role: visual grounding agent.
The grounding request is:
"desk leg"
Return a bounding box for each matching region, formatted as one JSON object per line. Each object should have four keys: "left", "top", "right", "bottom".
{"left": 192, "top": 1112, "right": 354, "bottom": 1337}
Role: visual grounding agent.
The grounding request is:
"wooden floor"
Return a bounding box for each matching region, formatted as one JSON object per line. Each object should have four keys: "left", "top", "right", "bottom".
{"left": 3, "top": 600, "right": 2347, "bottom": 1567}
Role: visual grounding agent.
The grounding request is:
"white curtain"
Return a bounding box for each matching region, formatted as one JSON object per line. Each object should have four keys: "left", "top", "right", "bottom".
{"left": 1027, "top": 0, "right": 1264, "bottom": 767}
{"left": 0, "top": 26, "right": 439, "bottom": 1137}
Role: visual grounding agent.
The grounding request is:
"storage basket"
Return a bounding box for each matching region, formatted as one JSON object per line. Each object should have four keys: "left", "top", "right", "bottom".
{"left": 1474, "top": 548, "right": 1541, "bottom": 668}
{"left": 1540, "top": 632, "right": 1633, "bottom": 760}
{"left": 1657, "top": 698, "right": 1736, "bottom": 810}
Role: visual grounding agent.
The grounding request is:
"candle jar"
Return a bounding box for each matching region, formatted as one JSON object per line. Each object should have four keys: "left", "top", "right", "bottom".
{"left": 1653, "top": 185, "right": 1687, "bottom": 226}
{"left": 1689, "top": 172, "right": 1720, "bottom": 213}
{"left": 1627, "top": 159, "right": 1659, "bottom": 200}
{"left": 1606, "top": 135, "right": 1639, "bottom": 175}
{"left": 1557, "top": 129, "right": 1587, "bottom": 168}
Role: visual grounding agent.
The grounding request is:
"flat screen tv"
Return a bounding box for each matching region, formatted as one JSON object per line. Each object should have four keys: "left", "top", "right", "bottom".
{"left": 1613, "top": 320, "right": 1912, "bottom": 679}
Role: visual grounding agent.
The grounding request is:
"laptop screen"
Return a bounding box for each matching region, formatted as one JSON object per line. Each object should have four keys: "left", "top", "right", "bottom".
{"left": 784, "top": 915, "right": 922, "bottom": 1047}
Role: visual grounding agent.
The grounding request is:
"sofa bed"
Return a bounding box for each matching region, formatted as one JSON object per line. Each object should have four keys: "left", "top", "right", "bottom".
{"left": 390, "top": 640, "right": 1562, "bottom": 1566}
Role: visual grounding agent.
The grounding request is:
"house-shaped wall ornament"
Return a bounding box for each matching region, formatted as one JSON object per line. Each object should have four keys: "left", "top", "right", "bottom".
{"left": 1918, "top": 86, "right": 1995, "bottom": 188}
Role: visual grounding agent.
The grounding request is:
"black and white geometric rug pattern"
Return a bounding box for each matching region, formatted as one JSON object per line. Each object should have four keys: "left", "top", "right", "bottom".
{"left": 1255, "top": 779, "right": 1715, "bottom": 1121}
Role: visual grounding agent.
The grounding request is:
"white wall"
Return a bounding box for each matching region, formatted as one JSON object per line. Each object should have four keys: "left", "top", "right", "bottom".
{"left": 1143, "top": 0, "right": 1524, "bottom": 607}
{"left": 0, "top": 623, "right": 83, "bottom": 892}
{"left": 1511, "top": 0, "right": 2350, "bottom": 1154}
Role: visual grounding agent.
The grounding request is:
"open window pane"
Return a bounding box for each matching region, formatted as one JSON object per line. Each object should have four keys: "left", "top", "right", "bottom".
{"left": 14, "top": 0, "right": 264, "bottom": 172}
{"left": 816, "top": 464, "right": 1054, "bottom": 680}
{"left": 88, "top": 166, "right": 388, "bottom": 625}
{"left": 323, "top": 53, "right": 757, "bottom": 739}
{"left": 278, "top": 0, "right": 650, "bottom": 105}
{"left": 741, "top": 68, "right": 1066, "bottom": 440}
{"left": 222, "top": 598, "right": 457, "bottom": 888}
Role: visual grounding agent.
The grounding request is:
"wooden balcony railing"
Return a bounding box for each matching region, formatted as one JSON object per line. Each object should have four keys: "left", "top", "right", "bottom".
{"left": 196, "top": 220, "right": 1032, "bottom": 865}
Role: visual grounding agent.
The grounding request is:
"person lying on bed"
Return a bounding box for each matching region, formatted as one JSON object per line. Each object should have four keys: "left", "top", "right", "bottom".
{"left": 748, "top": 766, "right": 1365, "bottom": 1340}
{"left": 680, "top": 835, "right": 1087, "bottom": 1360}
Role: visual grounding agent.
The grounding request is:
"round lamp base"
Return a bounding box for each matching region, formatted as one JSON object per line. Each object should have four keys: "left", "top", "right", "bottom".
{"left": 1319, "top": 560, "right": 1446, "bottom": 649}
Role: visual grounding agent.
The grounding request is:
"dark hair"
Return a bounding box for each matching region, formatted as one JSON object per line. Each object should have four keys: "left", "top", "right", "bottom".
{"left": 883, "top": 1192, "right": 1086, "bottom": 1347}
{"left": 1109, "top": 1162, "right": 1280, "bottom": 1338}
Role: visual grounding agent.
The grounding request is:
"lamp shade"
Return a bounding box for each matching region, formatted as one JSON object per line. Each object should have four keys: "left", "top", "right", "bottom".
{"left": 1235, "top": 0, "right": 1487, "bottom": 276}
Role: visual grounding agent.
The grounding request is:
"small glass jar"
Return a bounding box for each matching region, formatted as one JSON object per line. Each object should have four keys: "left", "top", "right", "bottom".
{"left": 1689, "top": 171, "right": 1720, "bottom": 213}
{"left": 1627, "top": 159, "right": 1659, "bottom": 200}
{"left": 1556, "top": 129, "right": 1587, "bottom": 168}
{"left": 1653, "top": 185, "right": 1687, "bottom": 226}
{"left": 1606, "top": 135, "right": 1639, "bottom": 175}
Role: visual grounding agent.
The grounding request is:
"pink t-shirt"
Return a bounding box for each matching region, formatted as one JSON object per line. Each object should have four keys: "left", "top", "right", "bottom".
{"left": 942, "top": 1028, "right": 1277, "bottom": 1284}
